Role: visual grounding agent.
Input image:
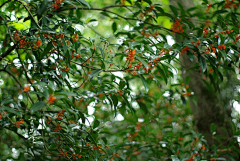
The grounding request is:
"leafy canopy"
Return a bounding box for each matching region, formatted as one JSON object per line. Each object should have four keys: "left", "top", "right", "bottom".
{"left": 0, "top": 0, "right": 240, "bottom": 160}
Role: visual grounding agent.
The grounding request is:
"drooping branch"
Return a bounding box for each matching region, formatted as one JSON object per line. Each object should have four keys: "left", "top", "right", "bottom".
{"left": 0, "top": 44, "right": 17, "bottom": 61}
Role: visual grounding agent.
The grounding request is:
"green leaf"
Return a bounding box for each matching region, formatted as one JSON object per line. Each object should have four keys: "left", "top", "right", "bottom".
{"left": 37, "top": 0, "right": 48, "bottom": 17}
{"left": 112, "top": 95, "right": 118, "bottom": 116}
{"left": 140, "top": 75, "right": 149, "bottom": 92}
{"left": 211, "top": 123, "right": 216, "bottom": 133}
{"left": 199, "top": 56, "right": 207, "bottom": 72}
{"left": 1, "top": 106, "right": 22, "bottom": 117}
{"left": 93, "top": 119, "right": 100, "bottom": 129}
{"left": 122, "top": 95, "right": 135, "bottom": 113}
{"left": 77, "top": 0, "right": 90, "bottom": 8}
{"left": 112, "top": 21, "right": 117, "bottom": 33}
{"left": 157, "top": 64, "right": 167, "bottom": 84}
{"left": 1, "top": 98, "right": 13, "bottom": 106}
{"left": 97, "top": 46, "right": 105, "bottom": 60}
{"left": 171, "top": 155, "right": 180, "bottom": 161}
{"left": 42, "top": 42, "right": 52, "bottom": 58}
{"left": 31, "top": 101, "right": 46, "bottom": 114}
{"left": 62, "top": 38, "right": 67, "bottom": 54}
{"left": 169, "top": 5, "right": 178, "bottom": 16}
{"left": 136, "top": 56, "right": 148, "bottom": 69}
{"left": 89, "top": 69, "right": 102, "bottom": 79}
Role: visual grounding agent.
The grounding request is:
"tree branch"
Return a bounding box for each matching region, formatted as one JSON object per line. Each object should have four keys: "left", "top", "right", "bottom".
{"left": 0, "top": 44, "right": 17, "bottom": 61}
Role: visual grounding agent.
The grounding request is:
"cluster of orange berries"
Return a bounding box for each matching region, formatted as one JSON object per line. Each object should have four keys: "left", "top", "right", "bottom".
{"left": 213, "top": 29, "right": 233, "bottom": 37}
{"left": 0, "top": 111, "right": 7, "bottom": 120}
{"left": 23, "top": 85, "right": 30, "bottom": 92}
{"left": 206, "top": 4, "right": 211, "bottom": 13}
{"left": 61, "top": 65, "right": 69, "bottom": 72}
{"left": 186, "top": 153, "right": 200, "bottom": 161}
{"left": 54, "top": 124, "right": 62, "bottom": 131}
{"left": 224, "top": 0, "right": 239, "bottom": 8}
{"left": 133, "top": 62, "right": 143, "bottom": 70}
{"left": 72, "top": 34, "right": 78, "bottom": 42}
{"left": 13, "top": 118, "right": 24, "bottom": 127}
{"left": 126, "top": 49, "right": 135, "bottom": 62}
{"left": 92, "top": 145, "right": 101, "bottom": 151}
{"left": 58, "top": 148, "right": 67, "bottom": 157}
{"left": 109, "top": 153, "right": 119, "bottom": 161}
{"left": 137, "top": 97, "right": 144, "bottom": 103}
{"left": 72, "top": 154, "right": 82, "bottom": 160}
{"left": 118, "top": 90, "right": 124, "bottom": 95}
{"left": 52, "top": 0, "right": 64, "bottom": 11}
{"left": 236, "top": 35, "right": 240, "bottom": 41}
{"left": 47, "top": 95, "right": 57, "bottom": 104}
{"left": 171, "top": 18, "right": 184, "bottom": 34}
{"left": 33, "top": 40, "right": 41, "bottom": 50}
{"left": 47, "top": 116, "right": 53, "bottom": 123}
{"left": 218, "top": 44, "right": 226, "bottom": 50}
{"left": 14, "top": 31, "right": 31, "bottom": 48}
{"left": 57, "top": 109, "right": 65, "bottom": 120}
{"left": 69, "top": 119, "right": 78, "bottom": 125}
{"left": 203, "top": 28, "right": 209, "bottom": 37}
{"left": 180, "top": 46, "right": 189, "bottom": 55}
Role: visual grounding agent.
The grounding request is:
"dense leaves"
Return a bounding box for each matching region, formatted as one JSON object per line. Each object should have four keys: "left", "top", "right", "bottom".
{"left": 0, "top": 0, "right": 240, "bottom": 160}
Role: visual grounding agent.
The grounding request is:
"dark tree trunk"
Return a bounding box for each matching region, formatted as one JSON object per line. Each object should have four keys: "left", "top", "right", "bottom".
{"left": 169, "top": 0, "right": 238, "bottom": 159}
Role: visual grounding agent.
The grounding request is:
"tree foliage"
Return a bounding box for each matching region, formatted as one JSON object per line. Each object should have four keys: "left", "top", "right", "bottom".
{"left": 0, "top": 0, "right": 240, "bottom": 160}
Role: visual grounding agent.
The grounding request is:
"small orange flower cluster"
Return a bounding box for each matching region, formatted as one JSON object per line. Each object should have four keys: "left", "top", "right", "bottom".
{"left": 153, "top": 57, "right": 160, "bottom": 64}
{"left": 19, "top": 38, "right": 28, "bottom": 48}
{"left": 137, "top": 97, "right": 144, "bottom": 103}
{"left": 110, "top": 153, "right": 120, "bottom": 160}
{"left": 57, "top": 109, "right": 65, "bottom": 120}
{"left": 23, "top": 85, "right": 30, "bottom": 92}
{"left": 0, "top": 111, "right": 7, "bottom": 120}
{"left": 47, "top": 116, "right": 53, "bottom": 123}
{"left": 56, "top": 33, "right": 64, "bottom": 39}
{"left": 224, "top": 0, "right": 238, "bottom": 8}
{"left": 75, "top": 54, "right": 81, "bottom": 59}
{"left": 141, "top": 30, "right": 151, "bottom": 37}
{"left": 205, "top": 19, "right": 211, "bottom": 27}
{"left": 213, "top": 29, "right": 233, "bottom": 38}
{"left": 14, "top": 31, "right": 21, "bottom": 41}
{"left": 118, "top": 90, "right": 124, "bottom": 95}
{"left": 236, "top": 35, "right": 240, "bottom": 41}
{"left": 186, "top": 153, "right": 200, "bottom": 161}
{"left": 72, "top": 34, "right": 78, "bottom": 42}
{"left": 72, "top": 154, "right": 82, "bottom": 160}
{"left": 62, "top": 65, "right": 69, "bottom": 72}
{"left": 55, "top": 124, "right": 62, "bottom": 131}
{"left": 206, "top": 4, "right": 211, "bottom": 13}
{"left": 133, "top": 62, "right": 142, "bottom": 70}
{"left": 69, "top": 119, "right": 78, "bottom": 125}
{"left": 158, "top": 49, "right": 168, "bottom": 56}
{"left": 13, "top": 119, "right": 24, "bottom": 127}
{"left": 126, "top": 49, "right": 135, "bottom": 62}
{"left": 201, "top": 144, "right": 206, "bottom": 151}
{"left": 58, "top": 148, "right": 67, "bottom": 157}
{"left": 53, "top": 0, "right": 64, "bottom": 11}
{"left": 33, "top": 40, "right": 41, "bottom": 50}
{"left": 127, "top": 132, "right": 138, "bottom": 141}
{"left": 191, "top": 40, "right": 200, "bottom": 47}
{"left": 205, "top": 48, "right": 210, "bottom": 54}
{"left": 218, "top": 44, "right": 226, "bottom": 50}
{"left": 181, "top": 46, "right": 189, "bottom": 55}
{"left": 203, "top": 28, "right": 209, "bottom": 37}
{"left": 136, "top": 122, "right": 141, "bottom": 130}
{"left": 47, "top": 95, "right": 57, "bottom": 104}
{"left": 171, "top": 18, "right": 184, "bottom": 34}
{"left": 93, "top": 145, "right": 101, "bottom": 151}
{"left": 212, "top": 47, "right": 217, "bottom": 53}
{"left": 182, "top": 92, "right": 191, "bottom": 97}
